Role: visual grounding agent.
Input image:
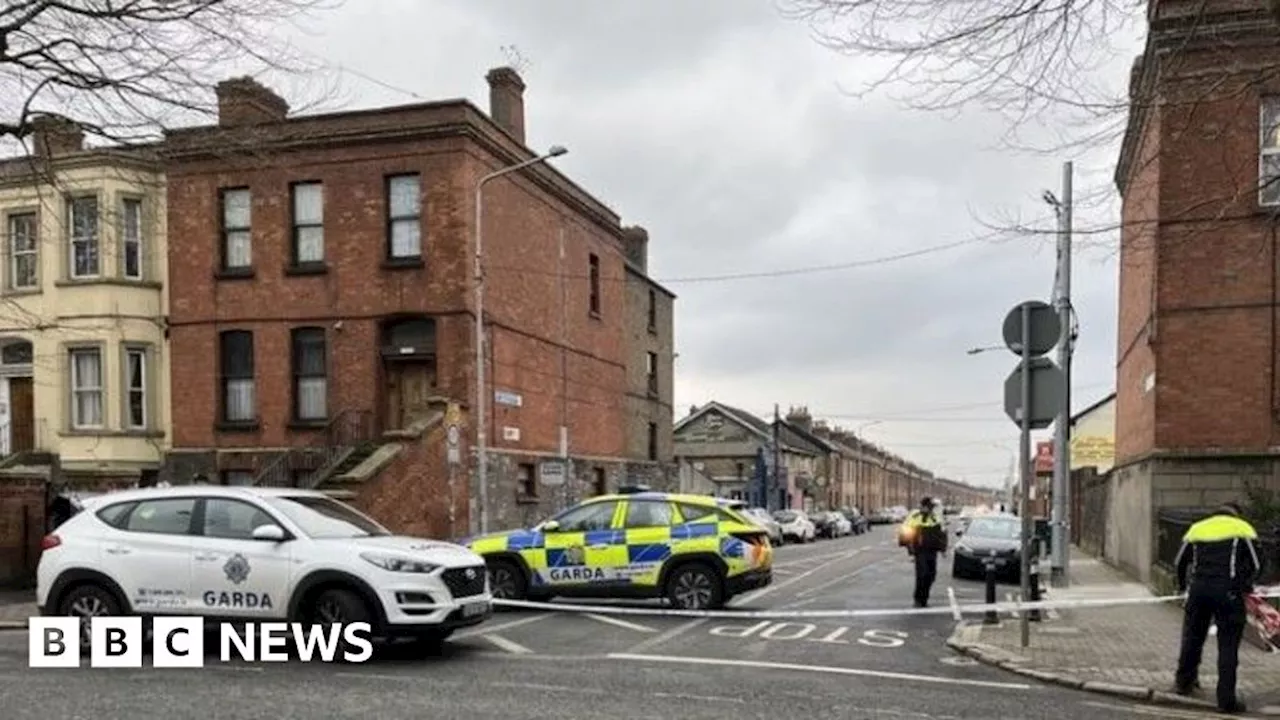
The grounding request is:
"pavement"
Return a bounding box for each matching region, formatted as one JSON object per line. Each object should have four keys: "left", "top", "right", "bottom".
{"left": 0, "top": 526, "right": 1262, "bottom": 718}
{"left": 947, "top": 546, "right": 1280, "bottom": 717}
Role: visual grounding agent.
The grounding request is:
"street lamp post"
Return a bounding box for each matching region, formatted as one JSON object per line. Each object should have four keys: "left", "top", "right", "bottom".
{"left": 474, "top": 145, "right": 568, "bottom": 535}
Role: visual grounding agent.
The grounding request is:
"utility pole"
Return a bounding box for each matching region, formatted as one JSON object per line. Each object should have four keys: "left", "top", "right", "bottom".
{"left": 773, "top": 404, "right": 782, "bottom": 511}
{"left": 1050, "top": 161, "right": 1074, "bottom": 588}
{"left": 1018, "top": 303, "right": 1033, "bottom": 648}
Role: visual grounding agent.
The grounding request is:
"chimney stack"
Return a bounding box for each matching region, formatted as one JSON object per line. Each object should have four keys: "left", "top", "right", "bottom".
{"left": 30, "top": 116, "right": 84, "bottom": 157}
{"left": 486, "top": 67, "right": 526, "bottom": 144}
{"left": 215, "top": 77, "right": 289, "bottom": 127}
{"left": 623, "top": 226, "right": 649, "bottom": 272}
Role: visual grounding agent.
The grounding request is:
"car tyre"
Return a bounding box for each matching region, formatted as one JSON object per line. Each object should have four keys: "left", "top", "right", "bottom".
{"left": 485, "top": 558, "right": 528, "bottom": 603}
{"left": 665, "top": 562, "right": 724, "bottom": 611}
{"left": 58, "top": 583, "right": 122, "bottom": 648}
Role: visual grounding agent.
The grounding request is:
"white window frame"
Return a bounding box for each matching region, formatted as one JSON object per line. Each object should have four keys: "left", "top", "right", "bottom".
{"left": 70, "top": 346, "right": 104, "bottom": 429}
{"left": 68, "top": 196, "right": 100, "bottom": 279}
{"left": 291, "top": 182, "right": 324, "bottom": 265}
{"left": 387, "top": 174, "right": 421, "bottom": 259}
{"left": 7, "top": 212, "right": 37, "bottom": 290}
{"left": 1260, "top": 97, "right": 1280, "bottom": 207}
{"left": 221, "top": 188, "right": 252, "bottom": 270}
{"left": 121, "top": 198, "right": 143, "bottom": 280}
{"left": 125, "top": 347, "right": 147, "bottom": 430}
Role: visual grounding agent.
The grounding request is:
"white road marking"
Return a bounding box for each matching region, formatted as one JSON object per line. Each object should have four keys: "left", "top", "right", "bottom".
{"left": 482, "top": 633, "right": 533, "bottom": 654}
{"left": 947, "top": 586, "right": 961, "bottom": 621}
{"left": 453, "top": 613, "right": 548, "bottom": 640}
{"left": 623, "top": 618, "right": 708, "bottom": 653}
{"left": 773, "top": 568, "right": 795, "bottom": 576}
{"left": 792, "top": 557, "right": 892, "bottom": 600}
{"left": 583, "top": 613, "right": 655, "bottom": 633}
{"left": 606, "top": 653, "right": 1035, "bottom": 691}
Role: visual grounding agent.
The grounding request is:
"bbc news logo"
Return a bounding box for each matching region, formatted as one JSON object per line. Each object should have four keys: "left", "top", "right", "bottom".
{"left": 28, "top": 617, "right": 374, "bottom": 667}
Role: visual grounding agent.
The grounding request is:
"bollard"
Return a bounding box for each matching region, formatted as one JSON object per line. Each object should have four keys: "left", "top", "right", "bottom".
{"left": 1028, "top": 554, "right": 1042, "bottom": 622}
{"left": 983, "top": 557, "right": 1000, "bottom": 625}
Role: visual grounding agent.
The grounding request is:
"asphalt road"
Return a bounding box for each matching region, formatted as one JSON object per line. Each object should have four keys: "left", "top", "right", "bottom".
{"left": 0, "top": 526, "right": 1239, "bottom": 719}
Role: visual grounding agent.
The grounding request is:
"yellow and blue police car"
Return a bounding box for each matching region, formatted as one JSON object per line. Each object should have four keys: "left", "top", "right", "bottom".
{"left": 466, "top": 488, "right": 773, "bottom": 610}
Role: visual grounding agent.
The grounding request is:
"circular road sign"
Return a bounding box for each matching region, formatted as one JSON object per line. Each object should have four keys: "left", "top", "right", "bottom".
{"left": 1001, "top": 300, "right": 1060, "bottom": 356}
{"left": 446, "top": 424, "right": 460, "bottom": 446}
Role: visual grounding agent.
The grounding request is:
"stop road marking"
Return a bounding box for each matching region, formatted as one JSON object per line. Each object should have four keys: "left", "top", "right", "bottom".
{"left": 709, "top": 621, "right": 908, "bottom": 648}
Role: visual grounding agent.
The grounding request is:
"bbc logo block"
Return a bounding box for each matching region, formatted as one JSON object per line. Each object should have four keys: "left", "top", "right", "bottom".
{"left": 29, "top": 616, "right": 372, "bottom": 667}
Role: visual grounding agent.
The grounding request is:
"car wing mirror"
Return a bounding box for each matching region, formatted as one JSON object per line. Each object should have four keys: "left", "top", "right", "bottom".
{"left": 537, "top": 520, "right": 561, "bottom": 533}
{"left": 251, "top": 524, "right": 286, "bottom": 542}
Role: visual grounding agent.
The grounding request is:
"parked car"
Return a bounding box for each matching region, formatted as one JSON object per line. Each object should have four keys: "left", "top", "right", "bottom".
{"left": 951, "top": 514, "right": 1024, "bottom": 582}
{"left": 832, "top": 512, "right": 853, "bottom": 536}
{"left": 841, "top": 507, "right": 870, "bottom": 535}
{"left": 772, "top": 509, "right": 816, "bottom": 543}
{"left": 742, "top": 507, "right": 785, "bottom": 546}
{"left": 811, "top": 511, "right": 840, "bottom": 539}
{"left": 888, "top": 506, "right": 910, "bottom": 524}
{"left": 866, "top": 508, "right": 894, "bottom": 525}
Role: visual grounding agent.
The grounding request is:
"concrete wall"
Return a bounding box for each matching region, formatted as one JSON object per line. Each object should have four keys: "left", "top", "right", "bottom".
{"left": 1106, "top": 462, "right": 1153, "bottom": 582}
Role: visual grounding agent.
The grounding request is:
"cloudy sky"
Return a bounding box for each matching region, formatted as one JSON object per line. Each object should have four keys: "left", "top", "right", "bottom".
{"left": 276, "top": 0, "right": 1143, "bottom": 489}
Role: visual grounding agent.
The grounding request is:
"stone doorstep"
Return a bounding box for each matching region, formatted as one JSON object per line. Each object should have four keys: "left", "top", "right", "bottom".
{"left": 945, "top": 637, "right": 1238, "bottom": 713}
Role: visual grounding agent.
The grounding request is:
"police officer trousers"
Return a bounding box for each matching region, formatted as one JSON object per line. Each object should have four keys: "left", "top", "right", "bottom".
{"left": 913, "top": 551, "right": 939, "bottom": 606}
{"left": 1175, "top": 586, "right": 1248, "bottom": 707}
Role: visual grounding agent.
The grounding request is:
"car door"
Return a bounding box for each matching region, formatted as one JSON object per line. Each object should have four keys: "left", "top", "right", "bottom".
{"left": 189, "top": 497, "right": 294, "bottom": 619}
{"left": 105, "top": 497, "right": 198, "bottom": 614}
{"left": 619, "top": 499, "right": 678, "bottom": 588}
{"left": 541, "top": 500, "right": 622, "bottom": 591}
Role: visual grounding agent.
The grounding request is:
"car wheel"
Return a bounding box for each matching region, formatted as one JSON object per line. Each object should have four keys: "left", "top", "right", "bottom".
{"left": 58, "top": 583, "right": 122, "bottom": 647}
{"left": 485, "top": 558, "right": 527, "bottom": 602}
{"left": 665, "top": 562, "right": 723, "bottom": 610}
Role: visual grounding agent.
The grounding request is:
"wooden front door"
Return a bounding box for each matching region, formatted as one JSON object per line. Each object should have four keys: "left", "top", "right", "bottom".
{"left": 9, "top": 376, "right": 33, "bottom": 453}
{"left": 384, "top": 360, "right": 436, "bottom": 430}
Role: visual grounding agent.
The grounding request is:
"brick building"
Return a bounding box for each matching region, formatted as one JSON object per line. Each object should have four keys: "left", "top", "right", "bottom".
{"left": 1111, "top": 0, "right": 1280, "bottom": 579}
{"left": 160, "top": 68, "right": 674, "bottom": 535}
{"left": 621, "top": 226, "right": 677, "bottom": 482}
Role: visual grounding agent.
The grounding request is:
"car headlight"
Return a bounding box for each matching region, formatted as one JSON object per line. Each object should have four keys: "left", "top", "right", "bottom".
{"left": 360, "top": 552, "right": 441, "bottom": 573}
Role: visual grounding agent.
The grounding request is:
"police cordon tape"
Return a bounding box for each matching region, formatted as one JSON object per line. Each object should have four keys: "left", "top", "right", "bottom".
{"left": 490, "top": 588, "right": 1280, "bottom": 620}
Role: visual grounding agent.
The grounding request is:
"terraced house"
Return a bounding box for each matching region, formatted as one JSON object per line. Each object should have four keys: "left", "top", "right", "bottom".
{"left": 0, "top": 117, "right": 168, "bottom": 485}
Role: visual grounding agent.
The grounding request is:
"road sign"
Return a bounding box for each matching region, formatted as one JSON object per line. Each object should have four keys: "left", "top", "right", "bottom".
{"left": 446, "top": 424, "right": 460, "bottom": 446}
{"left": 1003, "top": 357, "right": 1065, "bottom": 429}
{"left": 540, "top": 460, "right": 567, "bottom": 486}
{"left": 1002, "top": 301, "right": 1060, "bottom": 356}
{"left": 445, "top": 424, "right": 461, "bottom": 465}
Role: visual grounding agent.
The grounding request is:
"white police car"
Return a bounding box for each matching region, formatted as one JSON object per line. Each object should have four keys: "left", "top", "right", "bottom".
{"left": 36, "top": 485, "right": 492, "bottom": 649}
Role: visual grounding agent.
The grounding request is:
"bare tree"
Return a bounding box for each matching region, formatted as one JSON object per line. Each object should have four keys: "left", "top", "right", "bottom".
{"left": 0, "top": 0, "right": 340, "bottom": 151}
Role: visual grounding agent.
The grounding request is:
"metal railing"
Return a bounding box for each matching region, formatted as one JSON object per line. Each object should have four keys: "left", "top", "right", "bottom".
{"left": 1156, "top": 508, "right": 1280, "bottom": 586}
{"left": 253, "top": 409, "right": 375, "bottom": 489}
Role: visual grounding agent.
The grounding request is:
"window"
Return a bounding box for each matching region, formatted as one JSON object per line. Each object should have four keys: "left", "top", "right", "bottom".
{"left": 202, "top": 498, "right": 278, "bottom": 540}
{"left": 221, "top": 470, "right": 255, "bottom": 486}
{"left": 1262, "top": 97, "right": 1280, "bottom": 206}
{"left": 291, "top": 182, "right": 324, "bottom": 265}
{"left": 647, "top": 289, "right": 656, "bottom": 331}
{"left": 96, "top": 502, "right": 137, "bottom": 529}
{"left": 220, "top": 188, "right": 251, "bottom": 270}
{"left": 677, "top": 503, "right": 716, "bottom": 523}
{"left": 386, "top": 174, "right": 421, "bottom": 259}
{"left": 646, "top": 351, "right": 658, "bottom": 394}
{"left": 69, "top": 346, "right": 103, "bottom": 429}
{"left": 124, "top": 347, "right": 147, "bottom": 430}
{"left": 219, "top": 330, "right": 255, "bottom": 423}
{"left": 553, "top": 500, "right": 618, "bottom": 533}
{"left": 647, "top": 422, "right": 658, "bottom": 461}
{"left": 592, "top": 467, "right": 607, "bottom": 496}
{"left": 517, "top": 463, "right": 537, "bottom": 497}
{"left": 588, "top": 253, "right": 600, "bottom": 315}
{"left": 68, "top": 196, "right": 99, "bottom": 278}
{"left": 625, "top": 500, "right": 674, "bottom": 528}
{"left": 124, "top": 498, "right": 195, "bottom": 535}
{"left": 291, "top": 327, "right": 327, "bottom": 421}
{"left": 121, "top": 198, "right": 142, "bottom": 279}
{"left": 263, "top": 494, "right": 390, "bottom": 539}
{"left": 7, "top": 213, "right": 36, "bottom": 289}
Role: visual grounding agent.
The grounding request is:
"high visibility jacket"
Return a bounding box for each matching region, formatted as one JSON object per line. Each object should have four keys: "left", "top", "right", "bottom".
{"left": 899, "top": 510, "right": 947, "bottom": 553}
{"left": 1174, "top": 513, "right": 1261, "bottom": 594}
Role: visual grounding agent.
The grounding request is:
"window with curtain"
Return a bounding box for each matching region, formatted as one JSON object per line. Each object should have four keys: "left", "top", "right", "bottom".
{"left": 125, "top": 347, "right": 147, "bottom": 429}
{"left": 291, "top": 182, "right": 324, "bottom": 265}
{"left": 386, "top": 174, "right": 421, "bottom": 259}
{"left": 221, "top": 188, "right": 251, "bottom": 270}
{"left": 68, "top": 196, "right": 99, "bottom": 278}
{"left": 219, "top": 330, "right": 255, "bottom": 422}
{"left": 291, "top": 327, "right": 327, "bottom": 421}
{"left": 8, "top": 212, "right": 36, "bottom": 289}
{"left": 69, "top": 347, "right": 103, "bottom": 428}
{"left": 122, "top": 198, "right": 143, "bottom": 279}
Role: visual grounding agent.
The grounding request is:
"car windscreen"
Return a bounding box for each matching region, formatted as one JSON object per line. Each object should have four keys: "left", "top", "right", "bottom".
{"left": 964, "top": 517, "right": 1020, "bottom": 540}
{"left": 773, "top": 510, "right": 798, "bottom": 522}
{"left": 265, "top": 495, "right": 391, "bottom": 539}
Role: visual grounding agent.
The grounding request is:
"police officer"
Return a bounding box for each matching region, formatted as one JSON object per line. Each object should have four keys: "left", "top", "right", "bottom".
{"left": 1173, "top": 502, "right": 1261, "bottom": 714}
{"left": 901, "top": 496, "right": 948, "bottom": 608}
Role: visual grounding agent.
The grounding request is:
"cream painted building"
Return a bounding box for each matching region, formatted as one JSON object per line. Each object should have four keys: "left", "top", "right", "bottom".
{"left": 0, "top": 119, "right": 168, "bottom": 480}
{"left": 1070, "top": 392, "right": 1116, "bottom": 474}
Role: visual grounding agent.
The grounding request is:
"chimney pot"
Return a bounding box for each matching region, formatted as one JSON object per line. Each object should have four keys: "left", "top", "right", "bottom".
{"left": 215, "top": 77, "right": 289, "bottom": 127}
{"left": 29, "top": 115, "right": 84, "bottom": 157}
{"left": 623, "top": 225, "right": 649, "bottom": 272}
{"left": 486, "top": 66, "right": 527, "bottom": 144}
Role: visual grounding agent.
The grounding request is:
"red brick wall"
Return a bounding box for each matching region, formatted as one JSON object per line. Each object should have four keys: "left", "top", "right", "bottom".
{"left": 0, "top": 477, "right": 45, "bottom": 587}
{"left": 353, "top": 415, "right": 470, "bottom": 541}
